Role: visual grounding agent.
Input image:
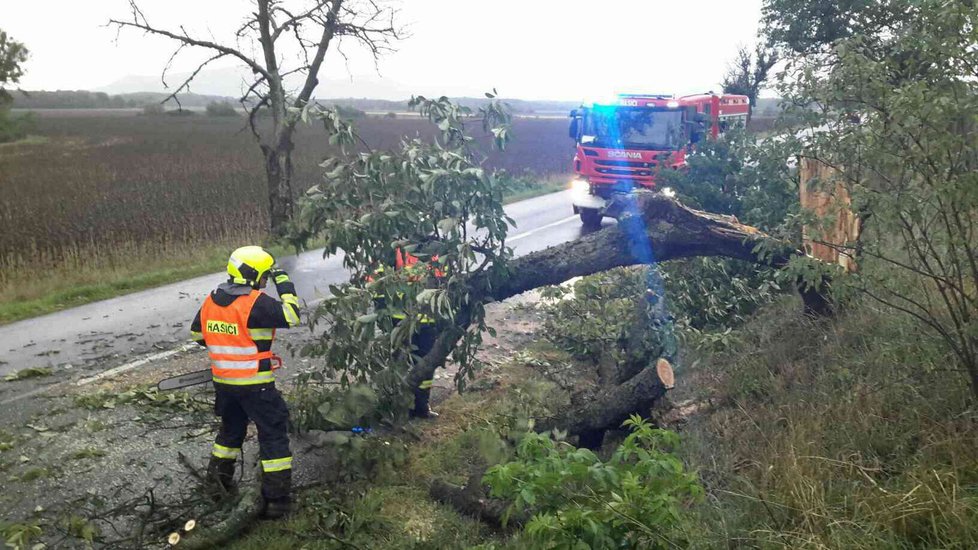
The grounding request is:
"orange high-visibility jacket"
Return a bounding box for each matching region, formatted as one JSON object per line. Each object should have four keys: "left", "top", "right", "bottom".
{"left": 201, "top": 290, "right": 276, "bottom": 386}
{"left": 395, "top": 248, "right": 444, "bottom": 279}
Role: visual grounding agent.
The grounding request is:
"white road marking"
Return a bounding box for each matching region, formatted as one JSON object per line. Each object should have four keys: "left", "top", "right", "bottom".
{"left": 508, "top": 215, "right": 578, "bottom": 243}
{"left": 75, "top": 342, "right": 199, "bottom": 386}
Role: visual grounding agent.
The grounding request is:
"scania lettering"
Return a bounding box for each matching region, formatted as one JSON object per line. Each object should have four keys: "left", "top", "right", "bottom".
{"left": 567, "top": 93, "right": 750, "bottom": 228}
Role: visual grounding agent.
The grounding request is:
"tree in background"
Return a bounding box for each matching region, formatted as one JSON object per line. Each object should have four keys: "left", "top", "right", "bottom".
{"left": 768, "top": 0, "right": 978, "bottom": 395}
{"left": 0, "top": 29, "right": 31, "bottom": 143}
{"left": 110, "top": 0, "right": 400, "bottom": 234}
{"left": 761, "top": 0, "right": 918, "bottom": 56}
{"left": 0, "top": 30, "right": 28, "bottom": 103}
{"left": 721, "top": 45, "right": 778, "bottom": 119}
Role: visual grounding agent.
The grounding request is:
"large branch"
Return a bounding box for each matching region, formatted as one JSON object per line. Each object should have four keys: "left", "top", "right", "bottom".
{"left": 292, "top": 0, "right": 344, "bottom": 110}
{"left": 405, "top": 190, "right": 830, "bottom": 419}
{"left": 109, "top": 9, "right": 270, "bottom": 81}
{"left": 491, "top": 192, "right": 775, "bottom": 299}
{"left": 534, "top": 360, "right": 672, "bottom": 439}
{"left": 271, "top": 0, "right": 334, "bottom": 42}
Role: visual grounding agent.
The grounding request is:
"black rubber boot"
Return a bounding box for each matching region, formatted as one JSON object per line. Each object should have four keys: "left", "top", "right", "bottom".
{"left": 261, "top": 497, "right": 292, "bottom": 520}
{"left": 409, "top": 386, "right": 438, "bottom": 419}
{"left": 259, "top": 469, "right": 292, "bottom": 520}
{"left": 206, "top": 457, "right": 237, "bottom": 496}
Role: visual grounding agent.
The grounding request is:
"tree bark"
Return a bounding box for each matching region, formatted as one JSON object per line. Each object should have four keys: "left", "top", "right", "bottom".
{"left": 535, "top": 360, "right": 672, "bottom": 439}
{"left": 263, "top": 142, "right": 295, "bottom": 234}
{"left": 429, "top": 468, "right": 527, "bottom": 528}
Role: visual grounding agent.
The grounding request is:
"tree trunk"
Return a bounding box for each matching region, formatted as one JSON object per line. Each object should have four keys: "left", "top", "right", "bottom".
{"left": 406, "top": 191, "right": 832, "bottom": 433}
{"left": 534, "top": 360, "right": 672, "bottom": 440}
{"left": 262, "top": 136, "right": 295, "bottom": 234}
{"left": 429, "top": 468, "right": 527, "bottom": 528}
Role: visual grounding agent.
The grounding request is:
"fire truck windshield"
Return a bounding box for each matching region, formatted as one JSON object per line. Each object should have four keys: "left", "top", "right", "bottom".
{"left": 582, "top": 107, "right": 684, "bottom": 150}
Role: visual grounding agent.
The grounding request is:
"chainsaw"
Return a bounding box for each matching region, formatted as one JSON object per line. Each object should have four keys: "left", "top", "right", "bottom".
{"left": 157, "top": 356, "right": 283, "bottom": 391}
{"left": 157, "top": 369, "right": 212, "bottom": 391}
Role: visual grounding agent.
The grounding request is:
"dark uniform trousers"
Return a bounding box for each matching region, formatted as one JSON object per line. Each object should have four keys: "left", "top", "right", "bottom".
{"left": 411, "top": 322, "right": 440, "bottom": 412}
{"left": 213, "top": 383, "right": 292, "bottom": 500}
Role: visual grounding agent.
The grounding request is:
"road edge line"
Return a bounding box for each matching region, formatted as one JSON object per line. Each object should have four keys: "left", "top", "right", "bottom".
{"left": 75, "top": 342, "right": 199, "bottom": 386}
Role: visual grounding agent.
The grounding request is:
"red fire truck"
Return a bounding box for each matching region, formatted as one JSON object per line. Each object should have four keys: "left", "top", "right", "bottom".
{"left": 567, "top": 92, "right": 750, "bottom": 228}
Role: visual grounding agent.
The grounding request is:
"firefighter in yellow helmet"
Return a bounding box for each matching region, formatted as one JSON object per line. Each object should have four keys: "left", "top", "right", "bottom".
{"left": 189, "top": 246, "right": 301, "bottom": 519}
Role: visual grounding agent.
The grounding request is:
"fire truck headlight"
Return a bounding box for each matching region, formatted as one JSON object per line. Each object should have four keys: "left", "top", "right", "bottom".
{"left": 661, "top": 187, "right": 677, "bottom": 198}
{"left": 570, "top": 179, "right": 590, "bottom": 198}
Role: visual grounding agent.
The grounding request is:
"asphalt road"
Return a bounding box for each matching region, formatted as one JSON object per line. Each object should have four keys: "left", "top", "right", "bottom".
{"left": 0, "top": 189, "right": 605, "bottom": 379}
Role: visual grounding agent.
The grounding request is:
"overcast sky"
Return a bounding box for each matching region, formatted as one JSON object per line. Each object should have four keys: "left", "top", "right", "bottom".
{"left": 5, "top": 0, "right": 766, "bottom": 101}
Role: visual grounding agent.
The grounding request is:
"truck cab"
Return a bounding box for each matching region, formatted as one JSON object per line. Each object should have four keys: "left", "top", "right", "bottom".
{"left": 568, "top": 93, "right": 749, "bottom": 228}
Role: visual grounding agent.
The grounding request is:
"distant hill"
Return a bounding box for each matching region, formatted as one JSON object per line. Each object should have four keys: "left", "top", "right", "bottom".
{"left": 11, "top": 89, "right": 580, "bottom": 115}
{"left": 13, "top": 85, "right": 777, "bottom": 117}
{"left": 11, "top": 90, "right": 232, "bottom": 109}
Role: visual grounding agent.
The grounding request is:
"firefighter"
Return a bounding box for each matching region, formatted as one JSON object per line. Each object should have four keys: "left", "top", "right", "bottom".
{"left": 372, "top": 247, "right": 442, "bottom": 418}
{"left": 190, "top": 245, "right": 301, "bottom": 519}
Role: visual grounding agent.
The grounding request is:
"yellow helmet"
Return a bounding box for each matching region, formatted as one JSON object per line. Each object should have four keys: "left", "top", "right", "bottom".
{"left": 227, "top": 246, "right": 275, "bottom": 286}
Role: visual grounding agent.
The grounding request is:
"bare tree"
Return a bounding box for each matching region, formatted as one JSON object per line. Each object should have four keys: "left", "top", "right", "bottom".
{"left": 721, "top": 44, "right": 778, "bottom": 121}
{"left": 110, "top": 1, "right": 400, "bottom": 233}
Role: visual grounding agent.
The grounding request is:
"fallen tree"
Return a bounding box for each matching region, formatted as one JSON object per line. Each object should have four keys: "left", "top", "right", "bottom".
{"left": 295, "top": 94, "right": 832, "bottom": 449}
{"left": 404, "top": 190, "right": 829, "bottom": 440}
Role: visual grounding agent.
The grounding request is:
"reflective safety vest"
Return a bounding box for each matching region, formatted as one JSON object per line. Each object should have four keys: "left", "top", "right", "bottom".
{"left": 394, "top": 248, "right": 445, "bottom": 279}
{"left": 201, "top": 289, "right": 277, "bottom": 386}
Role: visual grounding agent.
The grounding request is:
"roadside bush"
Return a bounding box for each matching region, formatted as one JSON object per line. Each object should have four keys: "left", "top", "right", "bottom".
{"left": 205, "top": 101, "right": 238, "bottom": 117}
{"left": 484, "top": 416, "right": 702, "bottom": 549}
{"left": 0, "top": 108, "right": 33, "bottom": 143}
{"left": 384, "top": 111, "right": 397, "bottom": 119}
{"left": 141, "top": 103, "right": 164, "bottom": 116}
{"left": 333, "top": 104, "right": 366, "bottom": 119}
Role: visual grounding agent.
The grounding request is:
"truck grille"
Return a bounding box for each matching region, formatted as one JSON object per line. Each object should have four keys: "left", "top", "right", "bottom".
{"left": 596, "top": 168, "right": 653, "bottom": 177}
{"left": 594, "top": 159, "right": 654, "bottom": 168}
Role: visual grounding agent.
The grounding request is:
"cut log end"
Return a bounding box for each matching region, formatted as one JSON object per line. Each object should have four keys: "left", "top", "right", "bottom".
{"left": 656, "top": 358, "right": 675, "bottom": 389}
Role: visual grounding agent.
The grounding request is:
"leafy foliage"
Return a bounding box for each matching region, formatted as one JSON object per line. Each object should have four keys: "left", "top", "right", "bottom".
{"left": 653, "top": 129, "right": 792, "bottom": 337}
{"left": 0, "top": 520, "right": 42, "bottom": 550}
{"left": 541, "top": 268, "right": 668, "bottom": 371}
{"left": 204, "top": 101, "right": 238, "bottom": 117}
{"left": 73, "top": 387, "right": 210, "bottom": 415}
{"left": 721, "top": 45, "right": 779, "bottom": 110}
{"left": 291, "top": 93, "right": 516, "bottom": 417}
{"left": 657, "top": 128, "right": 798, "bottom": 232}
{"left": 662, "top": 257, "right": 780, "bottom": 334}
{"left": 0, "top": 29, "right": 30, "bottom": 143}
{"left": 761, "top": 0, "right": 918, "bottom": 55}
{"left": 775, "top": 0, "right": 978, "bottom": 393}
{"left": 3, "top": 367, "right": 52, "bottom": 382}
{"left": 484, "top": 416, "right": 702, "bottom": 549}
{"left": 0, "top": 29, "right": 28, "bottom": 104}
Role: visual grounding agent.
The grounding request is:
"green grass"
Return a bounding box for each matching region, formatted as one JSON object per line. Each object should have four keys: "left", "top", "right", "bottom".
{"left": 502, "top": 173, "right": 569, "bottom": 204}
{"left": 0, "top": 134, "right": 49, "bottom": 147}
{"left": 0, "top": 238, "right": 307, "bottom": 325}
{"left": 228, "top": 356, "right": 567, "bottom": 549}
{"left": 680, "top": 298, "right": 978, "bottom": 549}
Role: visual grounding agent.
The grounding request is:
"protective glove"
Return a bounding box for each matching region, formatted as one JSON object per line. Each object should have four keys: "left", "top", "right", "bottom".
{"left": 270, "top": 267, "right": 291, "bottom": 285}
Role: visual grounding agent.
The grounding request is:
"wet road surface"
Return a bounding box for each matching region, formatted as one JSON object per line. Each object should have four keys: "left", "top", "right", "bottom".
{"left": 0, "top": 190, "right": 609, "bottom": 380}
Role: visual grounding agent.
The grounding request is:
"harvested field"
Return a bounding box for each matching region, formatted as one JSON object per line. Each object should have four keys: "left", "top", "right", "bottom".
{"left": 0, "top": 113, "right": 572, "bottom": 317}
